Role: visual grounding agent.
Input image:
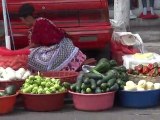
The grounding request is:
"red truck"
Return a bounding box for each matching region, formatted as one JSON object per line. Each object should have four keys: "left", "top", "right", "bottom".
{"left": 0, "top": 0, "right": 113, "bottom": 50}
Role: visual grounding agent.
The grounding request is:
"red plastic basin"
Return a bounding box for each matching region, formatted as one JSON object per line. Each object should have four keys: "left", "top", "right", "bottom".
{"left": 69, "top": 91, "right": 115, "bottom": 111}
{"left": 0, "top": 91, "right": 19, "bottom": 114}
{"left": 0, "top": 80, "right": 25, "bottom": 90}
{"left": 20, "top": 92, "right": 67, "bottom": 112}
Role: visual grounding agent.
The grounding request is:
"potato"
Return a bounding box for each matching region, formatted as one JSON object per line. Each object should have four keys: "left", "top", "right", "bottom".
{"left": 138, "top": 80, "right": 146, "bottom": 89}
{"left": 154, "top": 83, "right": 160, "bottom": 90}
{"left": 146, "top": 82, "right": 154, "bottom": 90}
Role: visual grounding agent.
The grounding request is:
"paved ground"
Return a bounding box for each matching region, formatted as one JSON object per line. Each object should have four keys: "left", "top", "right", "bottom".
{"left": 1, "top": 104, "right": 160, "bottom": 120}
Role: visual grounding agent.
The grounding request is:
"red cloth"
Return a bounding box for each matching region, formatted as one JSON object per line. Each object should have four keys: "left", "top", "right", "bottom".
{"left": 0, "top": 47, "right": 30, "bottom": 56}
{"left": 31, "top": 18, "right": 65, "bottom": 46}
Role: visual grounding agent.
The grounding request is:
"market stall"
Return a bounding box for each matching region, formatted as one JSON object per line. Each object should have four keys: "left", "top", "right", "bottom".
{"left": 0, "top": 56, "right": 160, "bottom": 113}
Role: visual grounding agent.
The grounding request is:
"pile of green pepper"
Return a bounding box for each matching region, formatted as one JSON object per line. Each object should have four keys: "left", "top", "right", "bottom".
{"left": 21, "top": 75, "right": 67, "bottom": 94}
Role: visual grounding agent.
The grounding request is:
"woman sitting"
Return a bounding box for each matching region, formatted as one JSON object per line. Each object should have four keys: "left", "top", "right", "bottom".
{"left": 18, "top": 3, "right": 86, "bottom": 71}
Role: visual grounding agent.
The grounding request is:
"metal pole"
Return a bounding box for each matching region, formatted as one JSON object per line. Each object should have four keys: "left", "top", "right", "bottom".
{"left": 6, "top": 0, "right": 15, "bottom": 50}
{"left": 2, "top": 0, "right": 11, "bottom": 49}
{"left": 114, "top": 0, "right": 130, "bottom": 27}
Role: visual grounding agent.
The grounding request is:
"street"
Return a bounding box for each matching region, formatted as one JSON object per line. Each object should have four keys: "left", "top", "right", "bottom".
{"left": 1, "top": 104, "right": 160, "bottom": 120}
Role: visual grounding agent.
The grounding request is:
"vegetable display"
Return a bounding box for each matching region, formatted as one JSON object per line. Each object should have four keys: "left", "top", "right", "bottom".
{"left": 0, "top": 67, "right": 31, "bottom": 81}
{"left": 128, "top": 62, "right": 160, "bottom": 77}
{"left": 0, "top": 85, "right": 17, "bottom": 97}
{"left": 70, "top": 58, "right": 129, "bottom": 94}
{"left": 21, "top": 74, "right": 67, "bottom": 94}
{"left": 124, "top": 80, "right": 160, "bottom": 91}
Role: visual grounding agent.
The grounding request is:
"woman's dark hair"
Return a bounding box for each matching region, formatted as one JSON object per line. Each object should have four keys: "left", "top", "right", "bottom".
{"left": 18, "top": 3, "right": 35, "bottom": 18}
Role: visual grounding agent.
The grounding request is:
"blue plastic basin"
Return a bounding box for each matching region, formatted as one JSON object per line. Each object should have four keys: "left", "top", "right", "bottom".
{"left": 118, "top": 90, "right": 160, "bottom": 108}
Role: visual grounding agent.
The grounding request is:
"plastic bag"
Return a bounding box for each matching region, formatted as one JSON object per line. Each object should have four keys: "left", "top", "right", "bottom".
{"left": 123, "top": 53, "right": 160, "bottom": 69}
{"left": 0, "top": 47, "right": 30, "bottom": 56}
{"left": 110, "top": 19, "right": 127, "bottom": 32}
{"left": 0, "top": 55, "right": 28, "bottom": 70}
{"left": 113, "top": 32, "right": 145, "bottom": 53}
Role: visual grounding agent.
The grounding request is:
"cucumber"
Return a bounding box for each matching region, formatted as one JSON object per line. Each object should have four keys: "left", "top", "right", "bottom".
{"left": 103, "top": 70, "right": 118, "bottom": 81}
{"left": 107, "top": 78, "right": 116, "bottom": 87}
{"left": 109, "top": 60, "right": 117, "bottom": 67}
{"left": 91, "top": 69, "right": 103, "bottom": 75}
{"left": 70, "top": 83, "right": 77, "bottom": 91}
{"left": 116, "top": 78, "right": 125, "bottom": 85}
{"left": 106, "top": 88, "right": 110, "bottom": 92}
{"left": 90, "top": 79, "right": 96, "bottom": 89}
{"left": 93, "top": 58, "right": 110, "bottom": 73}
{"left": 86, "top": 73, "right": 103, "bottom": 80}
{"left": 76, "top": 81, "right": 83, "bottom": 93}
{"left": 116, "top": 72, "right": 121, "bottom": 78}
{"left": 81, "top": 83, "right": 89, "bottom": 90}
{"left": 101, "top": 89, "right": 106, "bottom": 93}
{"left": 120, "top": 66, "right": 127, "bottom": 72}
{"left": 97, "top": 78, "right": 110, "bottom": 86}
{"left": 120, "top": 72, "right": 129, "bottom": 82}
{"left": 113, "top": 66, "right": 127, "bottom": 72}
{"left": 100, "top": 83, "right": 108, "bottom": 90}
{"left": 95, "top": 87, "right": 101, "bottom": 93}
{"left": 84, "top": 77, "right": 90, "bottom": 85}
{"left": 110, "top": 83, "right": 119, "bottom": 91}
{"left": 76, "top": 72, "right": 85, "bottom": 92}
{"left": 97, "top": 79, "right": 104, "bottom": 86}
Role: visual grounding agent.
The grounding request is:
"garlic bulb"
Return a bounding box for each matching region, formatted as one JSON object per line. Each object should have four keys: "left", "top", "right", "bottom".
{"left": 22, "top": 70, "right": 31, "bottom": 79}
{"left": 15, "top": 71, "right": 23, "bottom": 80}
{"left": 0, "top": 67, "right": 5, "bottom": 74}
{"left": 17, "top": 68, "right": 26, "bottom": 77}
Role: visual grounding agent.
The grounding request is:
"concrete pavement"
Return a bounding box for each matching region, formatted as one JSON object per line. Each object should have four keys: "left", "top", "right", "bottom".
{"left": 1, "top": 105, "right": 160, "bottom": 120}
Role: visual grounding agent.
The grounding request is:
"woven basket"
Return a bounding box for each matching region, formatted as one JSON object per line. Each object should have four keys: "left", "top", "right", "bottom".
{"left": 128, "top": 74, "right": 160, "bottom": 83}
{"left": 37, "top": 71, "right": 79, "bottom": 84}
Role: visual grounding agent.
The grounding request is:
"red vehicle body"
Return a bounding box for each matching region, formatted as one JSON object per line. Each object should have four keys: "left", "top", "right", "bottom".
{"left": 0, "top": 0, "right": 113, "bottom": 50}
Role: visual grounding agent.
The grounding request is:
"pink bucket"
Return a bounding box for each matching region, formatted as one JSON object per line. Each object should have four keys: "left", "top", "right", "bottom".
{"left": 69, "top": 91, "right": 115, "bottom": 111}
